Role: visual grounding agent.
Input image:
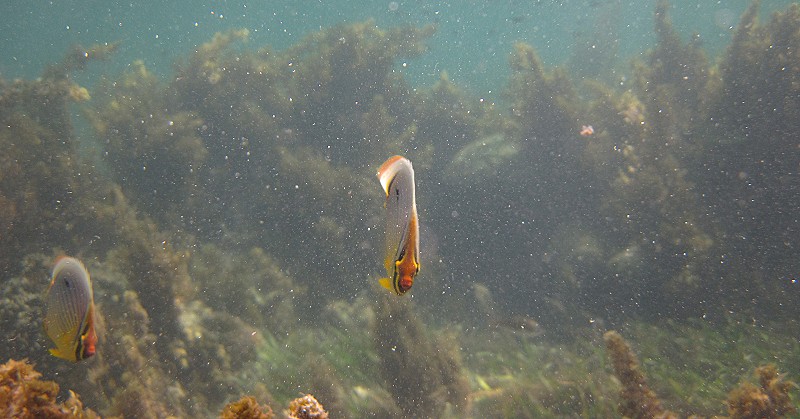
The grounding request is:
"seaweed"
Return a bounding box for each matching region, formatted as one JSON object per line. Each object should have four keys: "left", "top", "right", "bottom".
{"left": 220, "top": 395, "right": 273, "bottom": 419}
{"left": 604, "top": 330, "right": 678, "bottom": 419}
{"left": 286, "top": 394, "right": 328, "bottom": 419}
{"left": 606, "top": 328, "right": 799, "bottom": 418}
{"left": 87, "top": 60, "right": 207, "bottom": 216}
{"left": 727, "top": 364, "right": 797, "bottom": 419}
{"left": 3, "top": 3, "right": 800, "bottom": 416}
{"left": 507, "top": 42, "right": 580, "bottom": 143}
{"left": 695, "top": 1, "right": 800, "bottom": 316}
{"left": 372, "top": 296, "right": 469, "bottom": 418}
{"left": 0, "top": 359, "right": 99, "bottom": 418}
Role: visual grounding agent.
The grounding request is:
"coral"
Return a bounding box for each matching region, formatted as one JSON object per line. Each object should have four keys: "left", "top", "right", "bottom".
{"left": 727, "top": 364, "right": 797, "bottom": 419}
{"left": 220, "top": 396, "right": 273, "bottom": 419}
{"left": 0, "top": 359, "right": 99, "bottom": 418}
{"left": 604, "top": 330, "right": 678, "bottom": 419}
{"left": 286, "top": 394, "right": 328, "bottom": 419}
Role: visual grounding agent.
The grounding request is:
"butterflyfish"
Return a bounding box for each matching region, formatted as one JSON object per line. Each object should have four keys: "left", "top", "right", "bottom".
{"left": 377, "top": 155, "right": 420, "bottom": 295}
{"left": 43, "top": 256, "right": 97, "bottom": 362}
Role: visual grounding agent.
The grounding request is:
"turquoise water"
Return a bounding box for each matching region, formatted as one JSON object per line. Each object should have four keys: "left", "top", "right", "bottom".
{"left": 1, "top": 1, "right": 794, "bottom": 92}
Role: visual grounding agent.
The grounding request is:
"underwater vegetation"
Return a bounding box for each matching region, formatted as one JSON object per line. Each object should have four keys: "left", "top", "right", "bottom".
{"left": 0, "top": 0, "right": 799, "bottom": 417}
{"left": 220, "top": 396, "right": 274, "bottom": 419}
{"left": 372, "top": 296, "right": 469, "bottom": 417}
{"left": 3, "top": 358, "right": 331, "bottom": 419}
{"left": 604, "top": 330, "right": 678, "bottom": 418}
{"left": 727, "top": 364, "right": 797, "bottom": 418}
{"left": 605, "top": 330, "right": 797, "bottom": 419}
{"left": 0, "top": 359, "right": 98, "bottom": 418}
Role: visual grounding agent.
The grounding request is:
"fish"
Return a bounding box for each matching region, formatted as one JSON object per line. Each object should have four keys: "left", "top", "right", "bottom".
{"left": 376, "top": 155, "right": 420, "bottom": 295}
{"left": 43, "top": 256, "right": 97, "bottom": 362}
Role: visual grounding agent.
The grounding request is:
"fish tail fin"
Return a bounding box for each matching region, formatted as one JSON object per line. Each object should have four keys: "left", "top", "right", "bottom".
{"left": 378, "top": 277, "right": 393, "bottom": 291}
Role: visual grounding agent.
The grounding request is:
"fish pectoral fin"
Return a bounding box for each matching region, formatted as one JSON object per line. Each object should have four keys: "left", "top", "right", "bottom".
{"left": 378, "top": 277, "right": 393, "bottom": 291}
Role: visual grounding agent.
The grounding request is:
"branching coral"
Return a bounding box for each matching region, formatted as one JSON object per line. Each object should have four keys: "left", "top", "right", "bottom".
{"left": 0, "top": 359, "right": 99, "bottom": 418}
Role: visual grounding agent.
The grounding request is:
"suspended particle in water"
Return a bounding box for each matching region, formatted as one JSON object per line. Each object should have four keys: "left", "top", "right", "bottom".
{"left": 714, "top": 9, "right": 736, "bottom": 30}
{"left": 388, "top": 1, "right": 399, "bottom": 12}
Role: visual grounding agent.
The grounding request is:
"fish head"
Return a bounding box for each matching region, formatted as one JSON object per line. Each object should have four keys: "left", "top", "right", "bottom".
{"left": 79, "top": 304, "right": 98, "bottom": 360}
{"left": 395, "top": 259, "right": 420, "bottom": 294}
{"left": 81, "top": 325, "right": 97, "bottom": 359}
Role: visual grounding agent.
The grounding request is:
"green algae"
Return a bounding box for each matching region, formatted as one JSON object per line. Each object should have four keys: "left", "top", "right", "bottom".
{"left": 1, "top": 1, "right": 799, "bottom": 417}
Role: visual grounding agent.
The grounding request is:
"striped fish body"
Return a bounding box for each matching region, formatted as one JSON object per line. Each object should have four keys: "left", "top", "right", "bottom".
{"left": 43, "top": 257, "right": 97, "bottom": 362}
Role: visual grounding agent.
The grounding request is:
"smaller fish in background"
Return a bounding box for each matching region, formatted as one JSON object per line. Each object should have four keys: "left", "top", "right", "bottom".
{"left": 377, "top": 155, "right": 420, "bottom": 295}
{"left": 580, "top": 125, "right": 595, "bottom": 137}
{"left": 43, "top": 256, "right": 97, "bottom": 362}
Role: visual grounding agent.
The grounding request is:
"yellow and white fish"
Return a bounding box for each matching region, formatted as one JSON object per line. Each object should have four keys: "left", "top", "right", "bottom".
{"left": 43, "top": 256, "right": 97, "bottom": 362}
{"left": 376, "top": 155, "right": 420, "bottom": 295}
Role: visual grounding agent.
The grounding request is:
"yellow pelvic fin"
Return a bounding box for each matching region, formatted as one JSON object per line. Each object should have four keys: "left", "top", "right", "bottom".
{"left": 378, "top": 277, "right": 394, "bottom": 291}
{"left": 49, "top": 347, "right": 75, "bottom": 362}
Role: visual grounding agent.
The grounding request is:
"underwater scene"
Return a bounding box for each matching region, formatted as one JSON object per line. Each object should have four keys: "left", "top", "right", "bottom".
{"left": 1, "top": 0, "right": 799, "bottom": 417}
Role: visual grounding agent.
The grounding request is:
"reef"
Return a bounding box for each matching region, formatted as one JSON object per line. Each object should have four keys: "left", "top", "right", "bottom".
{"left": 2, "top": 0, "right": 800, "bottom": 416}
{"left": 0, "top": 359, "right": 99, "bottom": 418}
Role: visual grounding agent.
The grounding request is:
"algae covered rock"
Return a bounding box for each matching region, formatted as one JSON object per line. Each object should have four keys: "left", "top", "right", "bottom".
{"left": 0, "top": 359, "right": 99, "bottom": 418}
